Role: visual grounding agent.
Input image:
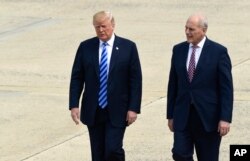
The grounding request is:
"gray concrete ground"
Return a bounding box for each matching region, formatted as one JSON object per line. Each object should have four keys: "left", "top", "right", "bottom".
{"left": 0, "top": 0, "right": 249, "bottom": 161}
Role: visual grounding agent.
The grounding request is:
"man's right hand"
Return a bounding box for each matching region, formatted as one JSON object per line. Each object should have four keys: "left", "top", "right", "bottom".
{"left": 71, "top": 107, "right": 80, "bottom": 125}
{"left": 168, "top": 119, "right": 174, "bottom": 132}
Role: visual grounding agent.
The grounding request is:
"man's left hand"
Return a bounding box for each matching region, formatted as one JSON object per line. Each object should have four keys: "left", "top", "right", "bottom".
{"left": 218, "top": 120, "right": 230, "bottom": 136}
{"left": 126, "top": 110, "right": 137, "bottom": 126}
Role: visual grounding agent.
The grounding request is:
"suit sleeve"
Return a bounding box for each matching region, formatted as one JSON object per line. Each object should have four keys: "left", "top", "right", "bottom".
{"left": 69, "top": 43, "right": 85, "bottom": 109}
{"left": 128, "top": 43, "right": 142, "bottom": 113}
{"left": 218, "top": 48, "right": 234, "bottom": 122}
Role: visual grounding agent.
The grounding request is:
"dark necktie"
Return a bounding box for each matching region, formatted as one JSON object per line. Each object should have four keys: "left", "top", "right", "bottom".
{"left": 98, "top": 43, "right": 108, "bottom": 108}
{"left": 188, "top": 46, "right": 197, "bottom": 82}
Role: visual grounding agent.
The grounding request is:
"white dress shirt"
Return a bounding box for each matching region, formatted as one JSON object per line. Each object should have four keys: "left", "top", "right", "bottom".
{"left": 99, "top": 33, "right": 115, "bottom": 74}
{"left": 186, "top": 36, "right": 206, "bottom": 71}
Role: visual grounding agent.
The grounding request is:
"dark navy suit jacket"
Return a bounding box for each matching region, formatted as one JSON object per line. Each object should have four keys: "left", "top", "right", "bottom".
{"left": 69, "top": 35, "right": 142, "bottom": 127}
{"left": 167, "top": 38, "right": 233, "bottom": 132}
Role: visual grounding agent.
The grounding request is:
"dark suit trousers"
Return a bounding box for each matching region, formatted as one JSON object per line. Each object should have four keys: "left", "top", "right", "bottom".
{"left": 87, "top": 107, "right": 126, "bottom": 161}
{"left": 172, "top": 105, "right": 221, "bottom": 161}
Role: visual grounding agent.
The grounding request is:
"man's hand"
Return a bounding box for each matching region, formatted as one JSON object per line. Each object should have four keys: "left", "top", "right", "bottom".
{"left": 126, "top": 110, "right": 137, "bottom": 126}
{"left": 218, "top": 120, "right": 230, "bottom": 136}
{"left": 168, "top": 119, "right": 174, "bottom": 132}
{"left": 71, "top": 107, "right": 80, "bottom": 125}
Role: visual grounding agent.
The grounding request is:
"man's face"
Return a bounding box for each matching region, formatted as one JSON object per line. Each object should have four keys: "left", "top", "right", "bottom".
{"left": 93, "top": 17, "right": 114, "bottom": 42}
{"left": 185, "top": 17, "right": 206, "bottom": 45}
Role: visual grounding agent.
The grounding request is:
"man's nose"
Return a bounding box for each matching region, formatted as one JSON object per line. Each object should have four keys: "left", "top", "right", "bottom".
{"left": 99, "top": 27, "right": 104, "bottom": 32}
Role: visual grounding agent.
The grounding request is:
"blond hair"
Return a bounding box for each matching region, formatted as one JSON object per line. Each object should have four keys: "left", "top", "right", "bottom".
{"left": 93, "top": 11, "right": 115, "bottom": 25}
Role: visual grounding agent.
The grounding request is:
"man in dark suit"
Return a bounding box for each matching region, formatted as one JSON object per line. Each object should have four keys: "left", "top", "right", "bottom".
{"left": 69, "top": 11, "right": 142, "bottom": 161}
{"left": 167, "top": 13, "right": 233, "bottom": 161}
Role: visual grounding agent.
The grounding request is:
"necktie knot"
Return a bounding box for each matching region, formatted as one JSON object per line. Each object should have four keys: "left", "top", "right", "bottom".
{"left": 192, "top": 45, "right": 198, "bottom": 52}
{"left": 103, "top": 42, "right": 108, "bottom": 47}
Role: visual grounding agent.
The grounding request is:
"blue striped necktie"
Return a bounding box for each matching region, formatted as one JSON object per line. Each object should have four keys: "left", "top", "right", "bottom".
{"left": 98, "top": 42, "right": 108, "bottom": 108}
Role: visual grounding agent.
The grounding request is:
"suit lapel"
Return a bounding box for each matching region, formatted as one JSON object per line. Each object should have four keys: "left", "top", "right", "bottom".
{"left": 108, "top": 36, "right": 120, "bottom": 77}
{"left": 181, "top": 42, "right": 190, "bottom": 83}
{"left": 192, "top": 38, "right": 211, "bottom": 82}
{"left": 92, "top": 38, "right": 100, "bottom": 78}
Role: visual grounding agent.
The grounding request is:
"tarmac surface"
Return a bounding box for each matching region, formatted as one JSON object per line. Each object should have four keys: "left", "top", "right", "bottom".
{"left": 0, "top": 0, "right": 250, "bottom": 161}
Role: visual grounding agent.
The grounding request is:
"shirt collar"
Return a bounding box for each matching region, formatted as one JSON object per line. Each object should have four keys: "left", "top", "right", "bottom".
{"left": 99, "top": 33, "right": 115, "bottom": 47}
{"left": 189, "top": 36, "right": 206, "bottom": 49}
